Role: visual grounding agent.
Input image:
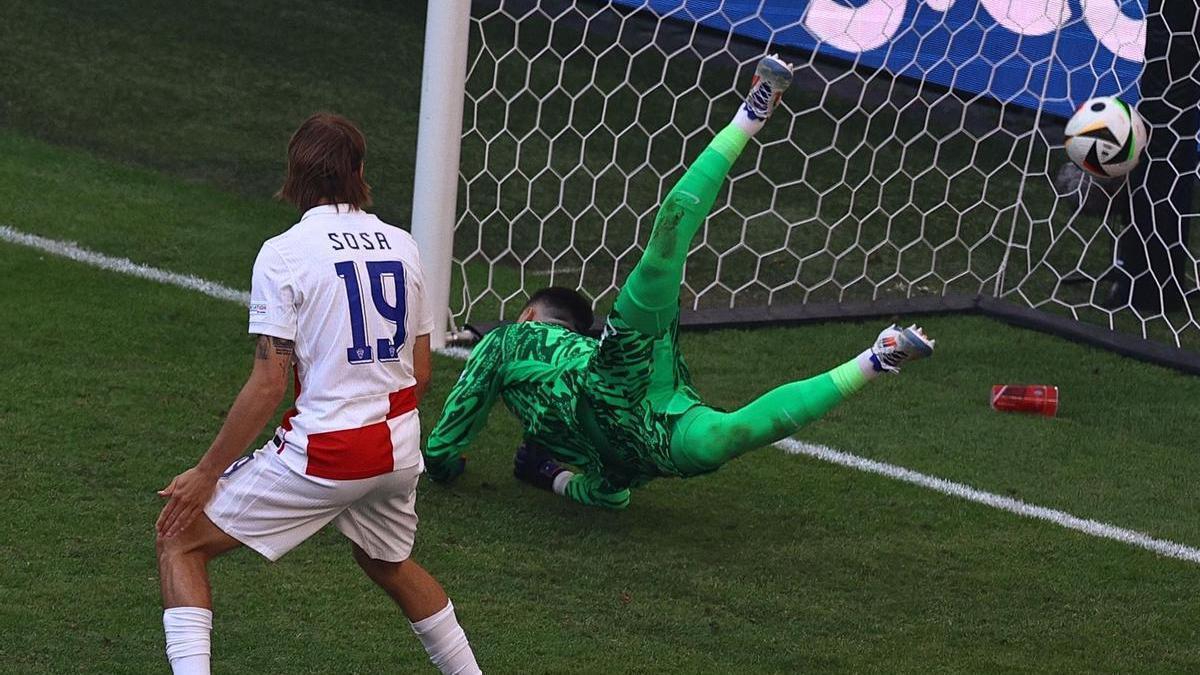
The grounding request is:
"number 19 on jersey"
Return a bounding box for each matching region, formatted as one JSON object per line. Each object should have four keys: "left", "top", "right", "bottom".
{"left": 335, "top": 260, "right": 408, "bottom": 365}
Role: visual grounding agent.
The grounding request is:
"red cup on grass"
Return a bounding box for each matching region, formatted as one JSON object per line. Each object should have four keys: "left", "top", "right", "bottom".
{"left": 990, "top": 385, "right": 1059, "bottom": 417}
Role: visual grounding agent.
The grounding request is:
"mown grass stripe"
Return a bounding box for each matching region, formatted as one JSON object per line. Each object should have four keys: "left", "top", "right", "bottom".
{"left": 7, "top": 224, "right": 1199, "bottom": 566}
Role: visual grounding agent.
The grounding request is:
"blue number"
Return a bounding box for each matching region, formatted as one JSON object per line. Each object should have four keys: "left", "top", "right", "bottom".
{"left": 335, "top": 260, "right": 374, "bottom": 364}
{"left": 366, "top": 260, "right": 407, "bottom": 362}
{"left": 335, "top": 260, "right": 408, "bottom": 365}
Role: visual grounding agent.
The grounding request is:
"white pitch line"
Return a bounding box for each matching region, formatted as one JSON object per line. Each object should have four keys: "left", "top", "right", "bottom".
{"left": 0, "top": 226, "right": 249, "bottom": 304}
{"left": 7, "top": 225, "right": 1199, "bottom": 565}
{"left": 777, "top": 438, "right": 1200, "bottom": 565}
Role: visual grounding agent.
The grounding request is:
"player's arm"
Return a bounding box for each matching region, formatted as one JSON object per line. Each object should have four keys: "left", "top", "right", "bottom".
{"left": 413, "top": 333, "right": 432, "bottom": 404}
{"left": 155, "top": 335, "right": 293, "bottom": 537}
{"left": 424, "top": 328, "right": 505, "bottom": 482}
{"left": 157, "top": 242, "right": 298, "bottom": 538}
{"left": 408, "top": 250, "right": 434, "bottom": 405}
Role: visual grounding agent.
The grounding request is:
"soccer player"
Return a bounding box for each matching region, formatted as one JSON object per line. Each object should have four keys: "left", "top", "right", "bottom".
{"left": 423, "top": 56, "right": 935, "bottom": 510}
{"left": 154, "top": 114, "right": 480, "bottom": 675}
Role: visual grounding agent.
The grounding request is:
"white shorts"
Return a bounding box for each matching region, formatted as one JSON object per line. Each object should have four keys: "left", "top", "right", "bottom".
{"left": 204, "top": 444, "right": 422, "bottom": 563}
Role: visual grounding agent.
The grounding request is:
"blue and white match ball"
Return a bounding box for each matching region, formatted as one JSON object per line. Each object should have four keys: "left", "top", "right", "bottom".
{"left": 1064, "top": 96, "right": 1147, "bottom": 179}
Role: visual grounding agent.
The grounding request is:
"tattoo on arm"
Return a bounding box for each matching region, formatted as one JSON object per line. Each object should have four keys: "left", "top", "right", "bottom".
{"left": 255, "top": 335, "right": 270, "bottom": 360}
{"left": 269, "top": 336, "right": 294, "bottom": 357}
{"left": 254, "top": 336, "right": 295, "bottom": 373}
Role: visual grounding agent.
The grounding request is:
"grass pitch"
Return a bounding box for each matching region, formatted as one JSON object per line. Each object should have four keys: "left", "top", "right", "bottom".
{"left": 2, "top": 2, "right": 1199, "bottom": 673}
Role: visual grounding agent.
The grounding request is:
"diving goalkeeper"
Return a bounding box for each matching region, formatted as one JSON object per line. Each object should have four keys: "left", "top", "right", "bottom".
{"left": 423, "top": 55, "right": 935, "bottom": 509}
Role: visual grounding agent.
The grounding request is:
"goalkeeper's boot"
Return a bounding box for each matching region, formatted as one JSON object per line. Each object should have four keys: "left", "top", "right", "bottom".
{"left": 867, "top": 324, "right": 935, "bottom": 374}
{"left": 742, "top": 53, "right": 794, "bottom": 122}
{"left": 513, "top": 440, "right": 569, "bottom": 493}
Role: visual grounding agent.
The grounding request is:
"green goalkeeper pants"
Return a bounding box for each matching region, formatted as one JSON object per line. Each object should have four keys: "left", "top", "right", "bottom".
{"left": 668, "top": 364, "right": 865, "bottom": 475}
{"left": 603, "top": 123, "right": 870, "bottom": 477}
{"left": 613, "top": 124, "right": 752, "bottom": 338}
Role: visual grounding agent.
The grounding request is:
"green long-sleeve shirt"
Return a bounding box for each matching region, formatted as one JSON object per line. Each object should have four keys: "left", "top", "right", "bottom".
{"left": 424, "top": 321, "right": 700, "bottom": 509}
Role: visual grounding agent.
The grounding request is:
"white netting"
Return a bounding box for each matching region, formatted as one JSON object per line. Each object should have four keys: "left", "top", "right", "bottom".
{"left": 450, "top": 0, "right": 1198, "bottom": 352}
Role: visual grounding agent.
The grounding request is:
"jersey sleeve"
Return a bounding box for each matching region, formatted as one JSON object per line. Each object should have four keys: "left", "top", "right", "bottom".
{"left": 424, "top": 327, "right": 506, "bottom": 476}
{"left": 562, "top": 471, "right": 631, "bottom": 510}
{"left": 247, "top": 243, "right": 298, "bottom": 340}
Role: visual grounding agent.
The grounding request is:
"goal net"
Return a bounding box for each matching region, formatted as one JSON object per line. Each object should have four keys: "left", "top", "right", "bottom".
{"left": 426, "top": 0, "right": 1198, "bottom": 361}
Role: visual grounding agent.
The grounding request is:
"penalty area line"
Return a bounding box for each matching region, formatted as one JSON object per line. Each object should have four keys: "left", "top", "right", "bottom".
{"left": 7, "top": 225, "right": 1200, "bottom": 566}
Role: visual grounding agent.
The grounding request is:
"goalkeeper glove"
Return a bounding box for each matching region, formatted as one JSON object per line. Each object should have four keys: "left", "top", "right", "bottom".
{"left": 512, "top": 440, "right": 569, "bottom": 493}
{"left": 426, "top": 454, "right": 467, "bottom": 483}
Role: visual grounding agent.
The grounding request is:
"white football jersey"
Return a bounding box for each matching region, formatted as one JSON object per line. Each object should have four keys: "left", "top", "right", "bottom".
{"left": 248, "top": 204, "right": 434, "bottom": 480}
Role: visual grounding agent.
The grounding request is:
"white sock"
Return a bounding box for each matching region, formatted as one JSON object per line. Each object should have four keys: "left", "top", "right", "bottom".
{"left": 163, "top": 607, "right": 212, "bottom": 675}
{"left": 731, "top": 106, "right": 765, "bottom": 137}
{"left": 855, "top": 348, "right": 884, "bottom": 380}
{"left": 411, "top": 600, "right": 480, "bottom": 675}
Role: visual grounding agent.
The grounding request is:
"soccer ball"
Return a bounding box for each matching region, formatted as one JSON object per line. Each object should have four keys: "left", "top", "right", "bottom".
{"left": 1063, "top": 96, "right": 1147, "bottom": 179}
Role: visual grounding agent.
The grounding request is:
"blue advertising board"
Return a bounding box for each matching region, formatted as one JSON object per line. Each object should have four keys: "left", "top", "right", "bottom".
{"left": 611, "top": 0, "right": 1147, "bottom": 119}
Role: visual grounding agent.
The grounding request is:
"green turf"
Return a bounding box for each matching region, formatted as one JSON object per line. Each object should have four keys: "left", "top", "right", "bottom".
{"left": 0, "top": 130, "right": 1198, "bottom": 670}
{"left": 2, "top": 1, "right": 1199, "bottom": 672}
{"left": 0, "top": 0, "right": 425, "bottom": 218}
{"left": 3, "top": 236, "right": 1200, "bottom": 673}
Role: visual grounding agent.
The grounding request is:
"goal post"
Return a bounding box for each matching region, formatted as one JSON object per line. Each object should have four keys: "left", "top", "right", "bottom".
{"left": 417, "top": 0, "right": 1200, "bottom": 372}
{"left": 411, "top": 0, "right": 472, "bottom": 349}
